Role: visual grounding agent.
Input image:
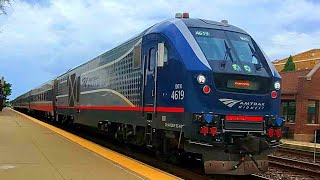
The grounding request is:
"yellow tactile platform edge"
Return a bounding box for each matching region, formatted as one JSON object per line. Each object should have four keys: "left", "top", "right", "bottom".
{"left": 12, "top": 109, "right": 180, "bottom": 180}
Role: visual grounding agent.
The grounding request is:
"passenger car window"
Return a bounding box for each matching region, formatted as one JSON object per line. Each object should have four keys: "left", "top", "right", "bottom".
{"left": 148, "top": 48, "right": 156, "bottom": 71}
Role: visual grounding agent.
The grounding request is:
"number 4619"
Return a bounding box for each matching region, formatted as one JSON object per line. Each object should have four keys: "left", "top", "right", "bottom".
{"left": 171, "top": 90, "right": 184, "bottom": 100}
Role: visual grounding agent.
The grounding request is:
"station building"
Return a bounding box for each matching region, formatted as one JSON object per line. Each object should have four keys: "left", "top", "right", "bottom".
{"left": 273, "top": 49, "right": 320, "bottom": 141}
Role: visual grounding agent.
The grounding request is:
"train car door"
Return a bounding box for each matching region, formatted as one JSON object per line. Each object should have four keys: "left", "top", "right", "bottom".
{"left": 68, "top": 73, "right": 76, "bottom": 107}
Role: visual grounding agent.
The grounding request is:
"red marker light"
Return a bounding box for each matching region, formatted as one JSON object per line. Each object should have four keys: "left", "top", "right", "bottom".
{"left": 275, "top": 128, "right": 282, "bottom": 138}
{"left": 271, "top": 91, "right": 277, "bottom": 99}
{"left": 183, "top": 13, "right": 189, "bottom": 18}
{"left": 210, "top": 127, "right": 217, "bottom": 136}
{"left": 200, "top": 126, "right": 209, "bottom": 136}
{"left": 267, "top": 128, "right": 274, "bottom": 137}
{"left": 203, "top": 85, "right": 211, "bottom": 94}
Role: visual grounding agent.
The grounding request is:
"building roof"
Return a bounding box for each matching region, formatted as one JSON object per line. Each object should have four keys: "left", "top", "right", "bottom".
{"left": 273, "top": 49, "right": 320, "bottom": 72}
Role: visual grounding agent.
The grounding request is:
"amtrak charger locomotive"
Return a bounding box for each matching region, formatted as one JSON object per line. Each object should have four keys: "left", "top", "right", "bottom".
{"left": 12, "top": 13, "right": 283, "bottom": 175}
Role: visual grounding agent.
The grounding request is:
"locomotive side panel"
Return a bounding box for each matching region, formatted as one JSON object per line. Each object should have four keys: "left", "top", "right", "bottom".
{"left": 55, "top": 33, "right": 146, "bottom": 127}
{"left": 76, "top": 48, "right": 142, "bottom": 127}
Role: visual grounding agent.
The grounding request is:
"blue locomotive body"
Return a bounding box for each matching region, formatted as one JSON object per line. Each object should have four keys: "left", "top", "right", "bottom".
{"left": 13, "top": 16, "right": 282, "bottom": 175}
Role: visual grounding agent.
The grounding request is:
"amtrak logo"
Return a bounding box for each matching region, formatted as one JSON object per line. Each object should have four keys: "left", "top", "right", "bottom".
{"left": 219, "top": 99, "right": 242, "bottom": 107}
{"left": 219, "top": 98, "right": 265, "bottom": 110}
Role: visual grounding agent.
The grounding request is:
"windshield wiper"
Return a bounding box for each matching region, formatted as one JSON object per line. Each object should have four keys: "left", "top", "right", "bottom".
{"left": 221, "top": 40, "right": 233, "bottom": 69}
{"left": 248, "top": 43, "right": 263, "bottom": 70}
{"left": 223, "top": 40, "right": 233, "bottom": 62}
{"left": 248, "top": 43, "right": 258, "bottom": 58}
{"left": 220, "top": 41, "right": 234, "bottom": 68}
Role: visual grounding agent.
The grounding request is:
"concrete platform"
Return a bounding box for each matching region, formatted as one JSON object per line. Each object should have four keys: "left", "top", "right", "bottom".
{"left": 281, "top": 139, "right": 320, "bottom": 150}
{"left": 0, "top": 108, "right": 179, "bottom": 180}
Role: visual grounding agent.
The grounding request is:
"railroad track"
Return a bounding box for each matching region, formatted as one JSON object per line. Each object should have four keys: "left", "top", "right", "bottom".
{"left": 276, "top": 146, "right": 320, "bottom": 163}
{"left": 268, "top": 155, "right": 320, "bottom": 178}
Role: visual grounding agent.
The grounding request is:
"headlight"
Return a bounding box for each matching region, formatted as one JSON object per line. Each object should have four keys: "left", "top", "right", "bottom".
{"left": 197, "top": 75, "right": 206, "bottom": 84}
{"left": 274, "top": 81, "right": 281, "bottom": 90}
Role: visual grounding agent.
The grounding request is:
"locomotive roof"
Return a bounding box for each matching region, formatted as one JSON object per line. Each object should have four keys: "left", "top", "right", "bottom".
{"left": 181, "top": 18, "right": 248, "bottom": 34}
{"left": 55, "top": 18, "right": 247, "bottom": 79}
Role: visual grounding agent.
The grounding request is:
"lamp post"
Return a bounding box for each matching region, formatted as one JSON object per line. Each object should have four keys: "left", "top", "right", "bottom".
{"left": 314, "top": 130, "right": 317, "bottom": 163}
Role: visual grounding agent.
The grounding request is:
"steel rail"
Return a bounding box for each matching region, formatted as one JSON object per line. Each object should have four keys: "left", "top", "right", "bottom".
{"left": 268, "top": 155, "right": 320, "bottom": 178}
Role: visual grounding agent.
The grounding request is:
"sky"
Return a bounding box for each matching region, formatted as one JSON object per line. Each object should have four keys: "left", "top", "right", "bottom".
{"left": 1, "top": 0, "right": 320, "bottom": 100}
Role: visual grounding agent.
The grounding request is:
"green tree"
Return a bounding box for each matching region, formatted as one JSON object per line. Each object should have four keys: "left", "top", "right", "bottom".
{"left": 4, "top": 82, "right": 12, "bottom": 97}
{"left": 1, "top": 81, "right": 12, "bottom": 107}
{"left": 282, "top": 55, "right": 296, "bottom": 72}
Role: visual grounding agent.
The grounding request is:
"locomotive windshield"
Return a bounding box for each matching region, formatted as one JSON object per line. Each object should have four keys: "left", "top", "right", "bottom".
{"left": 190, "top": 28, "right": 260, "bottom": 65}
{"left": 190, "top": 28, "right": 272, "bottom": 94}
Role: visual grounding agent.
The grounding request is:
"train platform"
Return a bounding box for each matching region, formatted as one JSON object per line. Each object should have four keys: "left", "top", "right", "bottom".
{"left": 0, "top": 108, "right": 179, "bottom": 180}
{"left": 281, "top": 139, "right": 320, "bottom": 150}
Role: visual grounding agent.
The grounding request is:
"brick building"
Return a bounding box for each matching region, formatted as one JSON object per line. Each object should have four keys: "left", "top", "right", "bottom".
{"left": 274, "top": 49, "right": 320, "bottom": 141}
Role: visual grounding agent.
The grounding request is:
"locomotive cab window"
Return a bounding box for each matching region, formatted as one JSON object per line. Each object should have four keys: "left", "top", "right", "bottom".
{"left": 190, "top": 28, "right": 262, "bottom": 65}
{"left": 163, "top": 45, "right": 168, "bottom": 63}
{"left": 148, "top": 48, "right": 156, "bottom": 71}
{"left": 133, "top": 45, "right": 141, "bottom": 69}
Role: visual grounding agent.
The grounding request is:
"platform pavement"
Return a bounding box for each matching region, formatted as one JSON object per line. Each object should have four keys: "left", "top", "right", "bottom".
{"left": 0, "top": 108, "right": 179, "bottom": 180}
{"left": 281, "top": 138, "right": 320, "bottom": 150}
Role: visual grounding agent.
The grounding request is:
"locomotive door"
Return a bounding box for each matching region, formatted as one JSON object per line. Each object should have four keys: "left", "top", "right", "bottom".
{"left": 68, "top": 73, "right": 76, "bottom": 107}
{"left": 142, "top": 41, "right": 158, "bottom": 119}
{"left": 142, "top": 39, "right": 159, "bottom": 146}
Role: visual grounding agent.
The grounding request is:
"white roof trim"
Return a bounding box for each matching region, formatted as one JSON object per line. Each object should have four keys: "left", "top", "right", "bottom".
{"left": 306, "top": 62, "right": 320, "bottom": 80}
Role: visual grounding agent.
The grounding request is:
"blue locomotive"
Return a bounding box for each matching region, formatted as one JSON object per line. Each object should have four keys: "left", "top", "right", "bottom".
{"left": 13, "top": 13, "right": 282, "bottom": 175}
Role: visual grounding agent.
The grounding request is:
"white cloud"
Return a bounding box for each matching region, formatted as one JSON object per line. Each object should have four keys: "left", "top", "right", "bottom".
{"left": 275, "top": 0, "right": 320, "bottom": 23}
{"left": 0, "top": 0, "right": 319, "bottom": 99}
{"left": 267, "top": 31, "right": 320, "bottom": 60}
